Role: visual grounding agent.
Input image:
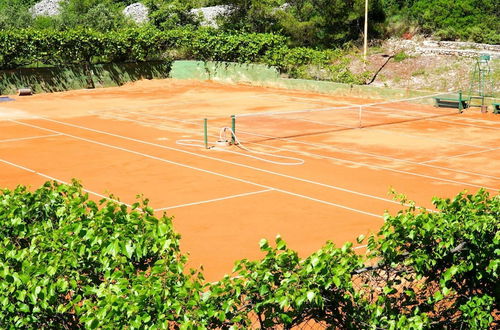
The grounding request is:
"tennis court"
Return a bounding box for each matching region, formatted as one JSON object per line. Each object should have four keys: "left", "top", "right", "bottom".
{"left": 1, "top": 79, "right": 499, "bottom": 280}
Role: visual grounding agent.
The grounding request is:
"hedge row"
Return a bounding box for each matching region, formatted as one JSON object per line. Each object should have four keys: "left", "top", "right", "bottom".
{"left": 0, "top": 181, "right": 498, "bottom": 328}
{"left": 0, "top": 28, "right": 367, "bottom": 84}
{"left": 0, "top": 28, "right": 283, "bottom": 68}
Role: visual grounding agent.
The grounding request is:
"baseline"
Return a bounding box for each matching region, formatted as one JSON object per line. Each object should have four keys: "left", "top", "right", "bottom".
{"left": 421, "top": 147, "right": 500, "bottom": 165}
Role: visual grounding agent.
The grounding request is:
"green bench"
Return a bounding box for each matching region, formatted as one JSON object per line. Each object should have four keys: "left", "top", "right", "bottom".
{"left": 434, "top": 97, "right": 469, "bottom": 110}
{"left": 493, "top": 103, "right": 500, "bottom": 114}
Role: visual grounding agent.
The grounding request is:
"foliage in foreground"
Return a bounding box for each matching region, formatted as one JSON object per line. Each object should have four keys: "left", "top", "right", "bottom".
{"left": 0, "top": 181, "right": 205, "bottom": 327}
{"left": 0, "top": 181, "right": 498, "bottom": 328}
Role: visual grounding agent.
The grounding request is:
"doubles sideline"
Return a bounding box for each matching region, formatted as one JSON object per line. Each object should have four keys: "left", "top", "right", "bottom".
{"left": 10, "top": 118, "right": 384, "bottom": 218}
{"left": 17, "top": 117, "right": 409, "bottom": 206}
{"left": 0, "top": 157, "right": 132, "bottom": 208}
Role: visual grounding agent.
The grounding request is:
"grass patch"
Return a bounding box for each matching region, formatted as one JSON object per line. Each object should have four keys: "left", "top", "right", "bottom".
{"left": 412, "top": 68, "right": 426, "bottom": 76}
{"left": 393, "top": 51, "right": 411, "bottom": 62}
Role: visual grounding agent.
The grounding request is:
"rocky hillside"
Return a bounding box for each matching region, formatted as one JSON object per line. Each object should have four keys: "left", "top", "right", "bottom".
{"left": 30, "top": 0, "right": 149, "bottom": 23}
{"left": 353, "top": 38, "right": 499, "bottom": 93}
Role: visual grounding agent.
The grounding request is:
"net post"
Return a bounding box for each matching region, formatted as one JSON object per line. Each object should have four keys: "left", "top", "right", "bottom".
{"left": 231, "top": 115, "right": 236, "bottom": 145}
{"left": 203, "top": 118, "right": 208, "bottom": 149}
{"left": 458, "top": 90, "right": 463, "bottom": 113}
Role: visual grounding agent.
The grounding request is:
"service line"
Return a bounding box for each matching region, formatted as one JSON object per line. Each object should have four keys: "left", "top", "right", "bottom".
{"left": 154, "top": 189, "right": 274, "bottom": 212}
{"left": 420, "top": 147, "right": 500, "bottom": 164}
{"left": 0, "top": 133, "right": 62, "bottom": 144}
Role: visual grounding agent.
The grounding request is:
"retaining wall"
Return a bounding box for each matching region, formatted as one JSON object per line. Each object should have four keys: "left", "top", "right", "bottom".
{"left": 171, "top": 60, "right": 436, "bottom": 100}
{"left": 1, "top": 60, "right": 439, "bottom": 101}
{"left": 0, "top": 61, "right": 171, "bottom": 95}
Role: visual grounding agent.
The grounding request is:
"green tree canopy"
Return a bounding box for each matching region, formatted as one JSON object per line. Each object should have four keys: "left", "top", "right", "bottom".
{"left": 216, "top": 0, "right": 385, "bottom": 47}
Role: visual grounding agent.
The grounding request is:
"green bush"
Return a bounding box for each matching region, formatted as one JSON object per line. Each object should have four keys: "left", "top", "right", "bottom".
{"left": 216, "top": 0, "right": 386, "bottom": 48}
{"left": 204, "top": 237, "right": 368, "bottom": 327}
{"left": 0, "top": 182, "right": 497, "bottom": 327}
{"left": 393, "top": 51, "right": 410, "bottom": 62}
{"left": 366, "top": 189, "right": 499, "bottom": 328}
{"left": 383, "top": 0, "right": 500, "bottom": 44}
{"left": 0, "top": 181, "right": 206, "bottom": 327}
{"left": 0, "top": 0, "right": 34, "bottom": 30}
{"left": 144, "top": 0, "right": 201, "bottom": 29}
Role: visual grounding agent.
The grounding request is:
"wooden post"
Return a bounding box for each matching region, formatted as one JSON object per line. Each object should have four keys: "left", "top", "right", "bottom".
{"left": 363, "top": 0, "right": 369, "bottom": 71}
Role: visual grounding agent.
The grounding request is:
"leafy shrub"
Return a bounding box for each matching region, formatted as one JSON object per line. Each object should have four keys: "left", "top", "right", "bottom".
{"left": 216, "top": 0, "right": 386, "bottom": 48}
{"left": 145, "top": 0, "right": 201, "bottom": 29}
{"left": 59, "top": 0, "right": 131, "bottom": 32}
{"left": 186, "top": 29, "right": 287, "bottom": 63}
{"left": 204, "top": 237, "right": 368, "bottom": 327}
{"left": 0, "top": 182, "right": 497, "bottom": 327}
{"left": 366, "top": 189, "right": 499, "bottom": 328}
{"left": 393, "top": 51, "right": 410, "bottom": 62}
{"left": 0, "top": 181, "right": 205, "bottom": 327}
{"left": 0, "top": 0, "right": 33, "bottom": 30}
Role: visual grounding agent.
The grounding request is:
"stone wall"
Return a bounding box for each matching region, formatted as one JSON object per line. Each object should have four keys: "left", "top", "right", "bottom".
{"left": 385, "top": 39, "right": 500, "bottom": 59}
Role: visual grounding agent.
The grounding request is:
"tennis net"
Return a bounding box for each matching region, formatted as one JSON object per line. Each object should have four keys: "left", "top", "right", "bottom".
{"left": 230, "top": 92, "right": 461, "bottom": 144}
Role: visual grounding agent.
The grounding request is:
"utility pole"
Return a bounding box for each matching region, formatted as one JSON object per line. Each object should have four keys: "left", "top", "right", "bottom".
{"left": 363, "top": 0, "right": 369, "bottom": 70}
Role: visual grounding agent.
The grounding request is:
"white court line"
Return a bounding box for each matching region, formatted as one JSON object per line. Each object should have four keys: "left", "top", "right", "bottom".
{"left": 90, "top": 93, "right": 261, "bottom": 119}
{"left": 429, "top": 114, "right": 500, "bottom": 126}
{"left": 236, "top": 92, "right": 448, "bottom": 118}
{"left": 239, "top": 130, "right": 500, "bottom": 188}
{"left": 369, "top": 127, "right": 492, "bottom": 150}
{"left": 421, "top": 147, "right": 500, "bottom": 164}
{"left": 110, "top": 109, "right": 500, "bottom": 181}
{"left": 93, "top": 112, "right": 202, "bottom": 134}
{"left": 23, "top": 116, "right": 405, "bottom": 206}
{"left": 10, "top": 119, "right": 383, "bottom": 218}
{"left": 155, "top": 189, "right": 273, "bottom": 211}
{"left": 0, "top": 157, "right": 132, "bottom": 208}
{"left": 113, "top": 110, "right": 226, "bottom": 126}
{"left": 430, "top": 118, "right": 500, "bottom": 130}
{"left": 0, "top": 133, "right": 61, "bottom": 143}
{"left": 252, "top": 93, "right": 343, "bottom": 106}
{"left": 364, "top": 104, "right": 500, "bottom": 131}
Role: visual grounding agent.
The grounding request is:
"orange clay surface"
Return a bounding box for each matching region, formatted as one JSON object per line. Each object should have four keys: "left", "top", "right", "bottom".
{"left": 0, "top": 79, "right": 499, "bottom": 281}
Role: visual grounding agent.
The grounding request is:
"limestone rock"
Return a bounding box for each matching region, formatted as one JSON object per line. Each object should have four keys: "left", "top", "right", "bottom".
{"left": 123, "top": 2, "right": 149, "bottom": 24}
{"left": 30, "top": 0, "right": 63, "bottom": 17}
{"left": 190, "top": 5, "right": 231, "bottom": 27}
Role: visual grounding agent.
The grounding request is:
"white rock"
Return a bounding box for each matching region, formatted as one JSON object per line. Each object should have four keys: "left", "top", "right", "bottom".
{"left": 30, "top": 0, "right": 63, "bottom": 17}
{"left": 190, "top": 5, "right": 232, "bottom": 27}
{"left": 123, "top": 3, "right": 149, "bottom": 24}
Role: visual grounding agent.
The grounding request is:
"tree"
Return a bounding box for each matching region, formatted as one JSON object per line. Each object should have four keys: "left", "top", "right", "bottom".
{"left": 144, "top": 0, "right": 201, "bottom": 29}
{"left": 59, "top": 0, "right": 131, "bottom": 32}
{"left": 0, "top": 0, "right": 34, "bottom": 30}
{"left": 0, "top": 181, "right": 207, "bottom": 327}
{"left": 217, "top": 0, "right": 385, "bottom": 48}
